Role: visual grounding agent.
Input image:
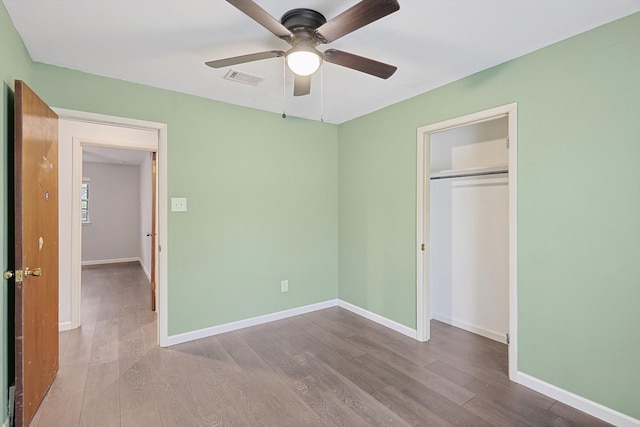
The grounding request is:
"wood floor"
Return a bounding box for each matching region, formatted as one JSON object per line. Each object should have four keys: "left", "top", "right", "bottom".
{"left": 30, "top": 263, "right": 611, "bottom": 427}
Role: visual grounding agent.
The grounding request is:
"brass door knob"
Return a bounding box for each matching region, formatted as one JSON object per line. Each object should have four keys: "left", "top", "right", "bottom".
{"left": 24, "top": 267, "right": 42, "bottom": 277}
{"left": 3, "top": 271, "right": 13, "bottom": 280}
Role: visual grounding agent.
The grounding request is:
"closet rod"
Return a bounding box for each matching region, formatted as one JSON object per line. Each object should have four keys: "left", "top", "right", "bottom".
{"left": 430, "top": 170, "right": 508, "bottom": 180}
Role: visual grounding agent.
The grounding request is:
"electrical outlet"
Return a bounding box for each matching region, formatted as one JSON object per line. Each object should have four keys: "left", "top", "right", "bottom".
{"left": 280, "top": 280, "right": 288, "bottom": 293}
{"left": 171, "top": 197, "right": 187, "bottom": 212}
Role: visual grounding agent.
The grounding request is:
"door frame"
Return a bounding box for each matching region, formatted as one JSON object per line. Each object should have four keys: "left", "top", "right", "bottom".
{"left": 53, "top": 108, "right": 170, "bottom": 347}
{"left": 416, "top": 103, "right": 518, "bottom": 380}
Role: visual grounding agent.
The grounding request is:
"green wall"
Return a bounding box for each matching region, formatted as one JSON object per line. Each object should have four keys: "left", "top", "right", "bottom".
{"left": 0, "top": 3, "right": 33, "bottom": 423}
{"left": 30, "top": 64, "right": 339, "bottom": 336}
{"left": 338, "top": 12, "right": 640, "bottom": 419}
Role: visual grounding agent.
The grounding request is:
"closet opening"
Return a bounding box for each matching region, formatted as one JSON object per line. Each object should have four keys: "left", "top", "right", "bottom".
{"left": 416, "top": 103, "right": 517, "bottom": 381}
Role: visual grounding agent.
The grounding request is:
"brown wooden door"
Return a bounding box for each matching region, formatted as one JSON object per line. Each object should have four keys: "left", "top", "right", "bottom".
{"left": 14, "top": 80, "right": 59, "bottom": 427}
{"left": 151, "top": 151, "right": 157, "bottom": 311}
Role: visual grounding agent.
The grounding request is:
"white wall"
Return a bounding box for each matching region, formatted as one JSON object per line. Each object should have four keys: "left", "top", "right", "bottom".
{"left": 58, "top": 118, "right": 157, "bottom": 329}
{"left": 81, "top": 162, "right": 140, "bottom": 263}
{"left": 139, "top": 153, "right": 152, "bottom": 280}
{"left": 429, "top": 117, "right": 509, "bottom": 342}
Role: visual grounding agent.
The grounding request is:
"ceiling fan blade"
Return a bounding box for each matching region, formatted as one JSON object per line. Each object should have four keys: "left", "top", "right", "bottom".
{"left": 226, "top": 0, "right": 292, "bottom": 39}
{"left": 293, "top": 74, "right": 311, "bottom": 96}
{"left": 205, "top": 50, "right": 284, "bottom": 68}
{"left": 323, "top": 49, "right": 397, "bottom": 79}
{"left": 315, "top": 0, "right": 399, "bottom": 43}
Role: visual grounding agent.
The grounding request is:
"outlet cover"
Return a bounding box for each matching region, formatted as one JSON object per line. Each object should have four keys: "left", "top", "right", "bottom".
{"left": 280, "top": 280, "right": 288, "bottom": 292}
{"left": 171, "top": 197, "right": 187, "bottom": 212}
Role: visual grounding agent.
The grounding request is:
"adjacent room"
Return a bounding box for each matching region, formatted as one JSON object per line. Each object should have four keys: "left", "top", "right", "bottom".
{"left": 1, "top": 1, "right": 638, "bottom": 426}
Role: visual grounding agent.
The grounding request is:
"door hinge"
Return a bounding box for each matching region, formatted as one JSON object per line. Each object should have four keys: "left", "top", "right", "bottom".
{"left": 506, "top": 137, "right": 510, "bottom": 149}
{"left": 506, "top": 332, "right": 510, "bottom": 345}
{"left": 158, "top": 245, "right": 162, "bottom": 252}
{"left": 421, "top": 243, "right": 425, "bottom": 251}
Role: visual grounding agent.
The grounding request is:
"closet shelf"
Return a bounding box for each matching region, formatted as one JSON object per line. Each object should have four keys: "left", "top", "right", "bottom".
{"left": 430, "top": 164, "right": 508, "bottom": 180}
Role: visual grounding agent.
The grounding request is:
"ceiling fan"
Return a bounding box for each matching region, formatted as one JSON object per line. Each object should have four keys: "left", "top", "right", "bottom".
{"left": 206, "top": 0, "right": 400, "bottom": 96}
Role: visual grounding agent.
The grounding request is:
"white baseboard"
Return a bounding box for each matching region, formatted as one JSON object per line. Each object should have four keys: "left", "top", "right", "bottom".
{"left": 432, "top": 313, "right": 505, "bottom": 343}
{"left": 337, "top": 299, "right": 417, "bottom": 339}
{"left": 82, "top": 257, "right": 151, "bottom": 280}
{"left": 166, "top": 300, "right": 339, "bottom": 346}
{"left": 58, "top": 321, "right": 73, "bottom": 332}
{"left": 140, "top": 262, "right": 151, "bottom": 281}
{"left": 517, "top": 372, "right": 640, "bottom": 427}
{"left": 81, "top": 257, "right": 140, "bottom": 266}
{"left": 166, "top": 298, "right": 418, "bottom": 346}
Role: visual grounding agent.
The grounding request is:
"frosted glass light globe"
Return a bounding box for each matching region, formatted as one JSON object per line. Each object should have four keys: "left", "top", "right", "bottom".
{"left": 286, "top": 50, "right": 321, "bottom": 76}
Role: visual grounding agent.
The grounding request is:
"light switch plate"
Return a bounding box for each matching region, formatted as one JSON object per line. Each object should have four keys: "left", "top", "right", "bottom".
{"left": 171, "top": 197, "right": 187, "bottom": 212}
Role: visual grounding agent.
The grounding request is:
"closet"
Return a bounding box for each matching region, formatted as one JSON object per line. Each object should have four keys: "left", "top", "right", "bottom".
{"left": 429, "top": 116, "right": 509, "bottom": 343}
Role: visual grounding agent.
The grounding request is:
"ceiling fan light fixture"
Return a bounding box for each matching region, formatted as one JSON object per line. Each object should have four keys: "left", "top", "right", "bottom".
{"left": 208, "top": 1, "right": 401, "bottom": 96}
{"left": 286, "top": 45, "right": 322, "bottom": 76}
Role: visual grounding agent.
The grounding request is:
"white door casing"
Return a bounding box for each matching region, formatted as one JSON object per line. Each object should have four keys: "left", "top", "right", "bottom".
{"left": 55, "top": 108, "right": 169, "bottom": 347}
{"left": 416, "top": 103, "right": 518, "bottom": 380}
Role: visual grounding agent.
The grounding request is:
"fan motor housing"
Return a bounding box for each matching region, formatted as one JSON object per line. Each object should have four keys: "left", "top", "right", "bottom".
{"left": 281, "top": 8, "right": 326, "bottom": 36}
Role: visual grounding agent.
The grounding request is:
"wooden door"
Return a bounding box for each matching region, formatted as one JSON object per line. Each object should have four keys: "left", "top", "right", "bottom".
{"left": 150, "top": 151, "right": 157, "bottom": 311}
{"left": 14, "top": 80, "right": 59, "bottom": 426}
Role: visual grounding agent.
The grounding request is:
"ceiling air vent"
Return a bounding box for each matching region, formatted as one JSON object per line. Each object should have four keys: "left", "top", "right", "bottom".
{"left": 223, "top": 69, "right": 264, "bottom": 86}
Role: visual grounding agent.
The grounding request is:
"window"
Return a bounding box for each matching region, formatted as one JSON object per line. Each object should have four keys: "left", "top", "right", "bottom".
{"left": 81, "top": 179, "right": 90, "bottom": 223}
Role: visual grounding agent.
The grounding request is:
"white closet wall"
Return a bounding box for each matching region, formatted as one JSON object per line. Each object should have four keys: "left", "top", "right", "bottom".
{"left": 429, "top": 117, "right": 509, "bottom": 342}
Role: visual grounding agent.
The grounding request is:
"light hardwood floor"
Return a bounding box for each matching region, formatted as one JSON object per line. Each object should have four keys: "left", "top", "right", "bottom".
{"left": 30, "top": 263, "right": 611, "bottom": 427}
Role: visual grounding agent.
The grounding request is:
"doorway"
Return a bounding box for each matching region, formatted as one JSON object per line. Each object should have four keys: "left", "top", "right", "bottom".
{"left": 81, "top": 145, "right": 156, "bottom": 311}
{"left": 416, "top": 103, "right": 518, "bottom": 380}
{"left": 80, "top": 146, "right": 153, "bottom": 266}
{"left": 53, "top": 108, "right": 169, "bottom": 347}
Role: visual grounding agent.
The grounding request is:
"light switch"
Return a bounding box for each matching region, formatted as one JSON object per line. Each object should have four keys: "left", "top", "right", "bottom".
{"left": 171, "top": 197, "right": 187, "bottom": 212}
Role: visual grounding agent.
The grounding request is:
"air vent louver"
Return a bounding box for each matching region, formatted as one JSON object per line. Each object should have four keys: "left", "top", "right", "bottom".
{"left": 223, "top": 69, "right": 264, "bottom": 86}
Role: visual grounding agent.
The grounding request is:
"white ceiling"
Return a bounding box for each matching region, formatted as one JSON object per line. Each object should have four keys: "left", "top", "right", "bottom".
{"left": 4, "top": 0, "right": 639, "bottom": 124}
{"left": 83, "top": 146, "right": 149, "bottom": 166}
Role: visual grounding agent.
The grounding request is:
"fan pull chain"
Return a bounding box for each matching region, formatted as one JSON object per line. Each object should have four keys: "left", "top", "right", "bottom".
{"left": 320, "top": 66, "right": 324, "bottom": 123}
{"left": 282, "top": 58, "right": 287, "bottom": 119}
